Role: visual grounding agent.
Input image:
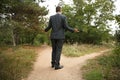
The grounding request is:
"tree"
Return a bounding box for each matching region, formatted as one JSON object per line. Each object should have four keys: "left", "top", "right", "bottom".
{"left": 115, "top": 15, "right": 120, "bottom": 44}
{"left": 62, "top": 0, "right": 115, "bottom": 44}
{"left": 0, "top": 0, "right": 48, "bottom": 46}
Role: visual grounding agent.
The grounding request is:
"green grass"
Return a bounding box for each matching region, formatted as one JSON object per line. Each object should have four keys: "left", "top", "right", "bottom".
{"left": 84, "top": 69, "right": 104, "bottom": 80}
{"left": 82, "top": 50, "right": 120, "bottom": 80}
{"left": 0, "top": 47, "right": 37, "bottom": 80}
{"left": 62, "top": 44, "right": 110, "bottom": 57}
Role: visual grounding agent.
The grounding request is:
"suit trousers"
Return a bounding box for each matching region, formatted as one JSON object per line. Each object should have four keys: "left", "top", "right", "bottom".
{"left": 51, "top": 39, "right": 64, "bottom": 67}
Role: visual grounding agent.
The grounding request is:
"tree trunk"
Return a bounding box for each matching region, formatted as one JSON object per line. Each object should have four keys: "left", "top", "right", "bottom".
{"left": 11, "top": 30, "right": 16, "bottom": 46}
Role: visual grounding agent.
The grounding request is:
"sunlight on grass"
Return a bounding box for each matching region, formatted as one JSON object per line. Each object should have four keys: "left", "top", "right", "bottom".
{"left": 0, "top": 47, "right": 37, "bottom": 80}
{"left": 62, "top": 44, "right": 110, "bottom": 57}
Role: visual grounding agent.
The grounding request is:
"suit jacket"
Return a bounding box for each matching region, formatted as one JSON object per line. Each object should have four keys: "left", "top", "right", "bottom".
{"left": 45, "top": 13, "right": 74, "bottom": 39}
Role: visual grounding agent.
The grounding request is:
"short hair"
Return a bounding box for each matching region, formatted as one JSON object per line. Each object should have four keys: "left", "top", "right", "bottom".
{"left": 56, "top": 6, "right": 61, "bottom": 12}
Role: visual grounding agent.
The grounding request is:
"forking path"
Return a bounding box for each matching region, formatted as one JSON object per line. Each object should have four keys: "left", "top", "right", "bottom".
{"left": 25, "top": 46, "right": 109, "bottom": 80}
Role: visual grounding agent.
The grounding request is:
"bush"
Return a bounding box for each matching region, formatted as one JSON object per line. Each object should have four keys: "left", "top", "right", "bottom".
{"left": 112, "top": 45, "right": 120, "bottom": 67}
{"left": 115, "top": 30, "right": 120, "bottom": 43}
{"left": 113, "top": 30, "right": 120, "bottom": 67}
{"left": 33, "top": 34, "right": 49, "bottom": 46}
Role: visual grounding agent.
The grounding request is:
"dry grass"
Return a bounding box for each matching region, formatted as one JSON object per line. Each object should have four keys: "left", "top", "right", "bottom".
{"left": 0, "top": 46, "right": 37, "bottom": 80}
{"left": 62, "top": 44, "right": 110, "bottom": 57}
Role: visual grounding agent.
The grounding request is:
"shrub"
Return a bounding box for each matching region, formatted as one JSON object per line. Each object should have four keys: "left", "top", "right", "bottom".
{"left": 33, "top": 34, "right": 49, "bottom": 46}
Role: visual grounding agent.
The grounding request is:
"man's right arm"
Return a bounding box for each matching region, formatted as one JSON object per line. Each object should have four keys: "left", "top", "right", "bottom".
{"left": 45, "top": 17, "right": 52, "bottom": 32}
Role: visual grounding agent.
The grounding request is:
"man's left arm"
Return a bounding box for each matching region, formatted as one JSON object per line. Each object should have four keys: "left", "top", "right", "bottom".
{"left": 63, "top": 16, "right": 79, "bottom": 33}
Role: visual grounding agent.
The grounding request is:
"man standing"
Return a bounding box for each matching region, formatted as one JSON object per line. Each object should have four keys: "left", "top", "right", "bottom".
{"left": 45, "top": 6, "right": 79, "bottom": 70}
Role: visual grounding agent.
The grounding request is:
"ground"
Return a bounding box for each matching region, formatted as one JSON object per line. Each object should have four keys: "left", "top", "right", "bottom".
{"left": 25, "top": 45, "right": 109, "bottom": 80}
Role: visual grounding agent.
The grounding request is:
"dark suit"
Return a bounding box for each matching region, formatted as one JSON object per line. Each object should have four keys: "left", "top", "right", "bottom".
{"left": 45, "top": 13, "right": 74, "bottom": 67}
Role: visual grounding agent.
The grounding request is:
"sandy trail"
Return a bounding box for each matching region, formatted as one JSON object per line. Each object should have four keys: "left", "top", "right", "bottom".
{"left": 26, "top": 46, "right": 109, "bottom": 80}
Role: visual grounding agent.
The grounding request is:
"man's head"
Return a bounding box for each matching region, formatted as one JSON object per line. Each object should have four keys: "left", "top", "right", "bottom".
{"left": 56, "top": 6, "right": 62, "bottom": 12}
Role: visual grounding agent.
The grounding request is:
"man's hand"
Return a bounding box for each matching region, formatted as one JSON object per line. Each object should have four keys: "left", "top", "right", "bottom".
{"left": 74, "top": 28, "right": 79, "bottom": 32}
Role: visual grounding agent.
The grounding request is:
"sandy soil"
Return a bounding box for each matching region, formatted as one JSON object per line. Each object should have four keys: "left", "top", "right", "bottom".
{"left": 25, "top": 46, "right": 109, "bottom": 80}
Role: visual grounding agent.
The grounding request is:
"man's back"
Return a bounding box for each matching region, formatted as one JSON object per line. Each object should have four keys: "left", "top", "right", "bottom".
{"left": 50, "top": 13, "right": 65, "bottom": 39}
{"left": 45, "top": 13, "right": 74, "bottom": 39}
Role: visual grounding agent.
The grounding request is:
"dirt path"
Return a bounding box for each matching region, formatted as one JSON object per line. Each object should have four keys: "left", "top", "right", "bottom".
{"left": 25, "top": 46, "right": 109, "bottom": 80}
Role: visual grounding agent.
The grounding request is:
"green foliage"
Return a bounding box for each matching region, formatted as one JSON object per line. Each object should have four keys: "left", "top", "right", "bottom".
{"left": 0, "top": 0, "right": 48, "bottom": 46}
{"left": 0, "top": 47, "right": 36, "bottom": 80}
{"left": 114, "top": 14, "right": 120, "bottom": 67}
{"left": 115, "top": 15, "right": 120, "bottom": 26}
{"left": 114, "top": 16, "right": 120, "bottom": 67}
{"left": 115, "top": 30, "right": 120, "bottom": 44}
{"left": 82, "top": 50, "right": 120, "bottom": 80}
{"left": 62, "top": 0, "right": 115, "bottom": 44}
{"left": 33, "top": 33, "right": 49, "bottom": 46}
{"left": 114, "top": 15, "right": 120, "bottom": 44}
{"left": 82, "top": 13, "right": 120, "bottom": 80}
{"left": 0, "top": 20, "right": 13, "bottom": 45}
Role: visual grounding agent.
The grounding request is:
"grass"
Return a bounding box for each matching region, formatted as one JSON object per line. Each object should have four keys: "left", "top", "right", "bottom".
{"left": 84, "top": 69, "right": 104, "bottom": 80}
{"left": 82, "top": 58, "right": 105, "bottom": 80}
{"left": 82, "top": 50, "right": 120, "bottom": 80}
{"left": 0, "top": 46, "right": 37, "bottom": 80}
{"left": 62, "top": 44, "right": 110, "bottom": 57}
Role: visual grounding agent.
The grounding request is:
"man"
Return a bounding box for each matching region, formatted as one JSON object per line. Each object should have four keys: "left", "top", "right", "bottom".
{"left": 45, "top": 6, "right": 79, "bottom": 70}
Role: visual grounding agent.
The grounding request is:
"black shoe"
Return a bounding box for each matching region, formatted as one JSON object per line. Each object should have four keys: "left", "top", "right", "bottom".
{"left": 51, "top": 65, "right": 54, "bottom": 68}
{"left": 55, "top": 65, "right": 63, "bottom": 70}
{"left": 51, "top": 62, "right": 56, "bottom": 68}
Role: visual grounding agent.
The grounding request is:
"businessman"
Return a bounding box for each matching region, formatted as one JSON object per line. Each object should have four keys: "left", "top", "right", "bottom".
{"left": 45, "top": 6, "right": 79, "bottom": 70}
